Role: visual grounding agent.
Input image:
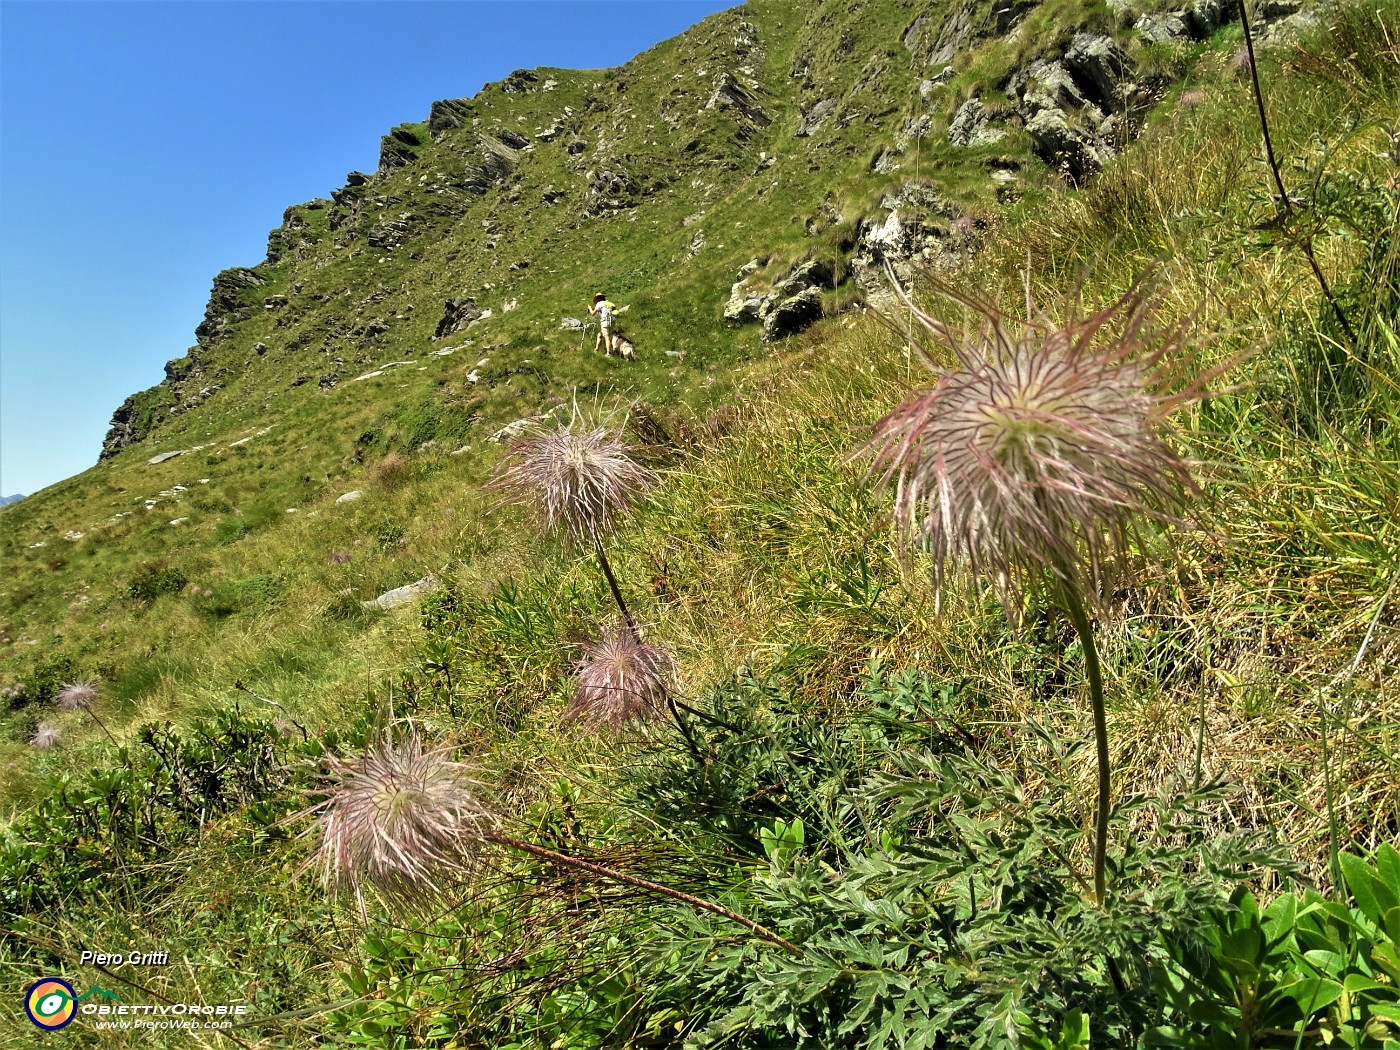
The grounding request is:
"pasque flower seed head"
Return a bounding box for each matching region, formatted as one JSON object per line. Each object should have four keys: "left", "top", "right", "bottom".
{"left": 568, "top": 628, "right": 674, "bottom": 733}
{"left": 865, "top": 278, "right": 1207, "bottom": 620}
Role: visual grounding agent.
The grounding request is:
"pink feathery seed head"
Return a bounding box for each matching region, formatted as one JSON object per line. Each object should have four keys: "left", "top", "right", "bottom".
{"left": 494, "top": 414, "right": 654, "bottom": 544}
{"left": 305, "top": 729, "right": 495, "bottom": 915}
{"left": 568, "top": 628, "right": 674, "bottom": 733}
{"left": 31, "top": 722, "right": 61, "bottom": 750}
{"left": 55, "top": 681, "right": 99, "bottom": 713}
{"left": 862, "top": 276, "right": 1209, "bottom": 621}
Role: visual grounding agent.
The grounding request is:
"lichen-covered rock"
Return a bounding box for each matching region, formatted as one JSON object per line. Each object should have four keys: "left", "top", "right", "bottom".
{"left": 948, "top": 97, "right": 1005, "bottom": 147}
{"left": 724, "top": 283, "right": 766, "bottom": 324}
{"left": 760, "top": 287, "right": 824, "bottom": 341}
{"left": 1136, "top": 10, "right": 1193, "bottom": 43}
{"left": 1026, "top": 106, "right": 1107, "bottom": 182}
{"left": 1063, "top": 32, "right": 1133, "bottom": 112}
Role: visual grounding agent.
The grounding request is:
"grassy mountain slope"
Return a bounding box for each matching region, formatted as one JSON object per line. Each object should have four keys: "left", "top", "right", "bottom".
{"left": 1, "top": 0, "right": 1397, "bottom": 1045}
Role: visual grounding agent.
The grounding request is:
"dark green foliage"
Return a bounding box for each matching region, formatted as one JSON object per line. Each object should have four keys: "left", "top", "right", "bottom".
{"left": 1153, "top": 845, "right": 1400, "bottom": 1047}
{"left": 0, "top": 707, "right": 317, "bottom": 918}
{"left": 628, "top": 671, "right": 1281, "bottom": 1049}
{"left": 124, "top": 559, "right": 189, "bottom": 602}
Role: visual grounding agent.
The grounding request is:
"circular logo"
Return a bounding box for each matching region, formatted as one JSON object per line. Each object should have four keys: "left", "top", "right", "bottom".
{"left": 25, "top": 978, "right": 77, "bottom": 1030}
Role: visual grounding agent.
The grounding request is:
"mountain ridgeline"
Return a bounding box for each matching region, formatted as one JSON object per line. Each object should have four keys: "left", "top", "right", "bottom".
{"left": 94, "top": 0, "right": 1308, "bottom": 466}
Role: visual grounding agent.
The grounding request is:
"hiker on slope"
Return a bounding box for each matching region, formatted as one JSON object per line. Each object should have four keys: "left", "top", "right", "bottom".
{"left": 589, "top": 292, "right": 620, "bottom": 356}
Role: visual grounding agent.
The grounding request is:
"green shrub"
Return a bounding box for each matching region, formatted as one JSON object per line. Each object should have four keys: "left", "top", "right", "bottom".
{"left": 124, "top": 560, "right": 188, "bottom": 602}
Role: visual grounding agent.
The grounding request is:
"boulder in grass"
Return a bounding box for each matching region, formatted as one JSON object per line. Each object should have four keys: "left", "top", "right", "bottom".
{"left": 362, "top": 575, "right": 441, "bottom": 611}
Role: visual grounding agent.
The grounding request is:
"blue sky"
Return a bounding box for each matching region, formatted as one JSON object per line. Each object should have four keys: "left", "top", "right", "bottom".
{"left": 0, "top": 0, "right": 735, "bottom": 498}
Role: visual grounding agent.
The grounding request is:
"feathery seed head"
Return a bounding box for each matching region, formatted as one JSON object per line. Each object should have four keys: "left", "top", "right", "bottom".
{"left": 568, "top": 628, "right": 674, "bottom": 733}
{"left": 56, "top": 681, "right": 99, "bottom": 713}
{"left": 495, "top": 414, "right": 653, "bottom": 544}
{"left": 864, "top": 278, "right": 1206, "bottom": 621}
{"left": 31, "top": 722, "right": 61, "bottom": 750}
{"left": 308, "top": 730, "right": 494, "bottom": 915}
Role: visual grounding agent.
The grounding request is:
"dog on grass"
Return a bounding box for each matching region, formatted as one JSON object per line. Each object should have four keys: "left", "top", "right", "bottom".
{"left": 610, "top": 334, "right": 637, "bottom": 361}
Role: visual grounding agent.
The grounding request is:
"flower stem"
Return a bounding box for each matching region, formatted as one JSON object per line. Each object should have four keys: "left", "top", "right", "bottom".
{"left": 1057, "top": 583, "right": 1112, "bottom": 905}
{"left": 487, "top": 831, "right": 803, "bottom": 955}
{"left": 592, "top": 531, "right": 637, "bottom": 639}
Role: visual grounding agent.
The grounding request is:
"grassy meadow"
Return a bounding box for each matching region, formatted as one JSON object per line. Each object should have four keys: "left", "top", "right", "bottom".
{"left": 1, "top": 0, "right": 1398, "bottom": 1046}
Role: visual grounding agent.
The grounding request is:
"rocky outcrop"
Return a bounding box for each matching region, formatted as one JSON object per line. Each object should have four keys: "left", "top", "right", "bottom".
{"left": 435, "top": 297, "right": 480, "bottom": 338}
{"left": 377, "top": 125, "right": 422, "bottom": 178}
{"left": 584, "top": 169, "right": 639, "bottom": 215}
{"left": 947, "top": 97, "right": 1006, "bottom": 147}
{"left": 1062, "top": 33, "right": 1133, "bottom": 112}
{"left": 723, "top": 257, "right": 836, "bottom": 341}
{"left": 195, "top": 268, "right": 266, "bottom": 347}
{"left": 795, "top": 98, "right": 838, "bottom": 137}
{"left": 706, "top": 71, "right": 772, "bottom": 138}
{"left": 457, "top": 134, "right": 519, "bottom": 195}
{"left": 428, "top": 98, "right": 471, "bottom": 135}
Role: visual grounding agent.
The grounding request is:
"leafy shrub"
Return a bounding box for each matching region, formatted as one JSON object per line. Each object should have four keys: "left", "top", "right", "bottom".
{"left": 124, "top": 560, "right": 188, "bottom": 602}
{"left": 1155, "top": 844, "right": 1400, "bottom": 1047}
{"left": 0, "top": 708, "right": 319, "bottom": 919}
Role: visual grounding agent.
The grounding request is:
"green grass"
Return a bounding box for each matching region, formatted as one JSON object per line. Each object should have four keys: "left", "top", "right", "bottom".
{"left": 1, "top": 0, "right": 1398, "bottom": 1044}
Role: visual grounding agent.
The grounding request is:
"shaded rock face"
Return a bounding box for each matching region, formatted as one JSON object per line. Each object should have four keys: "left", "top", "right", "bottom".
{"left": 706, "top": 71, "right": 772, "bottom": 138}
{"left": 1026, "top": 107, "right": 1107, "bottom": 182}
{"left": 760, "top": 287, "right": 824, "bottom": 341}
{"left": 584, "top": 169, "right": 639, "bottom": 215}
{"left": 428, "top": 98, "right": 471, "bottom": 134}
{"left": 435, "top": 297, "right": 479, "bottom": 338}
{"left": 377, "top": 125, "right": 422, "bottom": 178}
{"left": 500, "top": 68, "right": 541, "bottom": 93}
{"left": 101, "top": 397, "right": 139, "bottom": 459}
{"left": 196, "top": 268, "right": 266, "bottom": 347}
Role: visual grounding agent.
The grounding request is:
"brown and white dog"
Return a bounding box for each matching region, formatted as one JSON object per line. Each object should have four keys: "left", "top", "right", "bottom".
{"left": 611, "top": 334, "right": 637, "bottom": 361}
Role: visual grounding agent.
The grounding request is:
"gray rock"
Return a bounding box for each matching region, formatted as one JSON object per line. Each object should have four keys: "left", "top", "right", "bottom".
{"left": 335, "top": 490, "right": 363, "bottom": 505}
{"left": 1063, "top": 32, "right": 1133, "bottom": 111}
{"left": 723, "top": 285, "right": 766, "bottom": 325}
{"left": 706, "top": 72, "right": 771, "bottom": 137}
{"left": 880, "top": 180, "right": 950, "bottom": 214}
{"left": 584, "top": 169, "right": 638, "bottom": 215}
{"left": 1025, "top": 107, "right": 1106, "bottom": 181}
{"left": 147, "top": 450, "right": 191, "bottom": 465}
{"left": 1137, "top": 11, "right": 1192, "bottom": 43}
{"left": 1011, "top": 59, "right": 1088, "bottom": 118}
{"left": 948, "top": 97, "right": 1006, "bottom": 146}
{"left": 775, "top": 259, "right": 834, "bottom": 297}
{"left": 795, "top": 98, "right": 837, "bottom": 137}
{"left": 363, "top": 574, "right": 441, "bottom": 611}
{"left": 376, "top": 125, "right": 422, "bottom": 177}
{"left": 559, "top": 316, "right": 585, "bottom": 331}
{"left": 435, "top": 297, "right": 479, "bottom": 339}
{"left": 1187, "top": 0, "right": 1231, "bottom": 36}
{"left": 760, "top": 287, "right": 824, "bottom": 341}
{"left": 428, "top": 98, "right": 470, "bottom": 134}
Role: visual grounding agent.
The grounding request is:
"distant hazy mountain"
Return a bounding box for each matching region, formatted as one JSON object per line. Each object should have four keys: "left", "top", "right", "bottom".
{"left": 0, "top": 494, "right": 23, "bottom": 506}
